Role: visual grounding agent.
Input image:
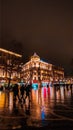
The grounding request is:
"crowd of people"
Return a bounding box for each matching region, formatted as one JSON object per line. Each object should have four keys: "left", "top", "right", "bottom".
{"left": 13, "top": 82, "right": 32, "bottom": 103}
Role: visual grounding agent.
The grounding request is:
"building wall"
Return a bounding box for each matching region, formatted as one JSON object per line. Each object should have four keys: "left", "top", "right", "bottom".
{"left": 0, "top": 48, "right": 22, "bottom": 84}
{"left": 22, "top": 53, "right": 64, "bottom": 83}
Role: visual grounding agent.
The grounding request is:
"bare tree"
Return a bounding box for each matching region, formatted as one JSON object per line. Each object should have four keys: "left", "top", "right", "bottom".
{"left": 7, "top": 56, "right": 22, "bottom": 88}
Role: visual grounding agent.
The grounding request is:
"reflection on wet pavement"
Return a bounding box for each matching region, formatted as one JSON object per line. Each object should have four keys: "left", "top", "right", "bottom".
{"left": 0, "top": 85, "right": 73, "bottom": 129}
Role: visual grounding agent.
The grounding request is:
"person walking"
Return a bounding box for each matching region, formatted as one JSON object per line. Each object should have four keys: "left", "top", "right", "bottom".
{"left": 13, "top": 83, "right": 19, "bottom": 101}
{"left": 20, "top": 84, "right": 25, "bottom": 101}
{"left": 24, "top": 83, "right": 31, "bottom": 102}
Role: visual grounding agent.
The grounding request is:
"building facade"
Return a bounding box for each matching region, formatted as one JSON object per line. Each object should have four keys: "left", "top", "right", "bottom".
{"left": 0, "top": 48, "right": 22, "bottom": 84}
{"left": 22, "top": 53, "right": 64, "bottom": 83}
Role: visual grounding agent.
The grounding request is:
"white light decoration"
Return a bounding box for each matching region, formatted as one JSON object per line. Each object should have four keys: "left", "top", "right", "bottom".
{"left": 0, "top": 48, "right": 22, "bottom": 57}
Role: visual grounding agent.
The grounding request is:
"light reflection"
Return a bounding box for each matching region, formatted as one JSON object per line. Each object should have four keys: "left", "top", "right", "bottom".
{"left": 42, "top": 87, "right": 47, "bottom": 98}
{"left": 31, "top": 89, "right": 41, "bottom": 119}
{"left": 0, "top": 92, "right": 5, "bottom": 108}
{"left": 48, "top": 87, "right": 50, "bottom": 95}
{"left": 41, "top": 87, "right": 48, "bottom": 106}
{"left": 0, "top": 85, "right": 72, "bottom": 124}
{"left": 56, "top": 88, "right": 61, "bottom": 103}
{"left": 9, "top": 92, "right": 13, "bottom": 111}
{"left": 41, "top": 106, "right": 45, "bottom": 120}
{"left": 31, "top": 89, "right": 39, "bottom": 104}
{"left": 49, "top": 86, "right": 56, "bottom": 108}
{"left": 50, "top": 87, "right": 55, "bottom": 100}
{"left": 64, "top": 86, "right": 71, "bottom": 99}
{"left": 60, "top": 87, "right": 65, "bottom": 103}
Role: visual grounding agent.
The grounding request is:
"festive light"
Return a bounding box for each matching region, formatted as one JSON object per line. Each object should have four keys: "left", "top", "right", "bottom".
{"left": 0, "top": 48, "right": 22, "bottom": 57}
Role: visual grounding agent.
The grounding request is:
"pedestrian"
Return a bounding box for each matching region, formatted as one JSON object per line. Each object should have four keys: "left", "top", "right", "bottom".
{"left": 20, "top": 84, "right": 25, "bottom": 101}
{"left": 13, "top": 83, "right": 19, "bottom": 101}
{"left": 24, "top": 83, "right": 31, "bottom": 102}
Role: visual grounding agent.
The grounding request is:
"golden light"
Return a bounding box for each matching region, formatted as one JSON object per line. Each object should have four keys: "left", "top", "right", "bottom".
{"left": 0, "top": 48, "right": 22, "bottom": 57}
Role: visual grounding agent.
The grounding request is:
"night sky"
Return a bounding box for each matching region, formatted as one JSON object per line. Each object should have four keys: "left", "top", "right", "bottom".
{"left": 0, "top": 0, "right": 73, "bottom": 76}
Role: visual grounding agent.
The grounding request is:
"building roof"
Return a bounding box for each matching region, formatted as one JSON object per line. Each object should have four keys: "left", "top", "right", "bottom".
{"left": 30, "top": 52, "right": 40, "bottom": 61}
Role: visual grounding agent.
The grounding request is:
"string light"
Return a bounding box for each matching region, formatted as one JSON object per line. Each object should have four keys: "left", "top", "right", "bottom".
{"left": 0, "top": 48, "right": 22, "bottom": 57}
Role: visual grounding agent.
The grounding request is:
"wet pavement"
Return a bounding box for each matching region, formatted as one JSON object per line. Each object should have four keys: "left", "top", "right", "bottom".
{"left": 0, "top": 85, "right": 73, "bottom": 129}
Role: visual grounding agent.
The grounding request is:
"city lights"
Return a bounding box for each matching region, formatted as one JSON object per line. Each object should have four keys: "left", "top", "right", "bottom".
{"left": 0, "top": 48, "right": 22, "bottom": 57}
{"left": 22, "top": 53, "right": 64, "bottom": 83}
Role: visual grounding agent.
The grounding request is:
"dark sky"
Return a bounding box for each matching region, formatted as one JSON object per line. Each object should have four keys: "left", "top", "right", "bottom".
{"left": 0, "top": 0, "right": 73, "bottom": 76}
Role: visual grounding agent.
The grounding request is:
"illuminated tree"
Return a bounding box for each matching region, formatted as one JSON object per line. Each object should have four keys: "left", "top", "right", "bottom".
{"left": 0, "top": 48, "right": 22, "bottom": 88}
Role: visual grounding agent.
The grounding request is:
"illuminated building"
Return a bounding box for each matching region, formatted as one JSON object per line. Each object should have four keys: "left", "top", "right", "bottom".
{"left": 22, "top": 53, "right": 64, "bottom": 83}
{"left": 0, "top": 48, "right": 22, "bottom": 84}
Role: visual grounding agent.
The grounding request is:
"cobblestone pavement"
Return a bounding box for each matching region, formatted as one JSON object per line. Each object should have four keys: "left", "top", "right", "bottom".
{"left": 0, "top": 86, "right": 73, "bottom": 129}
